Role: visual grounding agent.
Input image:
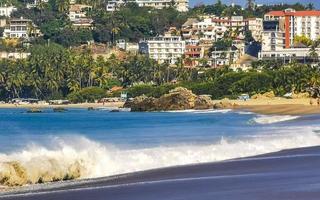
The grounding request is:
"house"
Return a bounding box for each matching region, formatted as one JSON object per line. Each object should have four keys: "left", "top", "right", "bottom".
{"left": 68, "top": 4, "right": 93, "bottom": 28}
{"left": 3, "top": 17, "right": 40, "bottom": 39}
{"left": 0, "top": 6, "right": 17, "bottom": 17}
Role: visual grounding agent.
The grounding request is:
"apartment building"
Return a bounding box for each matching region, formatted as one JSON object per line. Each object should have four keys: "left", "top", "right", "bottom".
{"left": 139, "top": 33, "right": 186, "bottom": 64}
{"left": 261, "top": 8, "right": 320, "bottom": 60}
{"left": 106, "top": 0, "right": 188, "bottom": 12}
{"left": 3, "top": 18, "right": 40, "bottom": 39}
{"left": 0, "top": 6, "right": 17, "bottom": 17}
{"left": 265, "top": 8, "right": 320, "bottom": 48}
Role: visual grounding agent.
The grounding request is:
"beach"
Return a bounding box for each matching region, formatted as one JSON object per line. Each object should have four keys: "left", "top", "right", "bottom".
{"left": 1, "top": 98, "right": 320, "bottom": 115}
{"left": 216, "top": 98, "right": 320, "bottom": 115}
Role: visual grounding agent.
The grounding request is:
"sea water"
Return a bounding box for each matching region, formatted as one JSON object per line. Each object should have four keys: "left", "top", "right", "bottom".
{"left": 0, "top": 108, "right": 320, "bottom": 186}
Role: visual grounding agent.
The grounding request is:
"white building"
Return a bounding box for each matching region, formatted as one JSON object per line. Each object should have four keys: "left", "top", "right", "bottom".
{"left": 139, "top": 34, "right": 186, "bottom": 64}
{"left": 68, "top": 4, "right": 93, "bottom": 28}
{"left": 0, "top": 6, "right": 17, "bottom": 17}
{"left": 3, "top": 18, "right": 40, "bottom": 39}
{"left": 181, "top": 16, "right": 248, "bottom": 42}
{"left": 106, "top": 0, "right": 188, "bottom": 12}
{"left": 246, "top": 18, "right": 263, "bottom": 42}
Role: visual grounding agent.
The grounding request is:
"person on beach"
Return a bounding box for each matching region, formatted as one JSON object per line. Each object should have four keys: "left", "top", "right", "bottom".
{"left": 317, "top": 98, "right": 320, "bottom": 106}
{"left": 310, "top": 99, "right": 313, "bottom": 106}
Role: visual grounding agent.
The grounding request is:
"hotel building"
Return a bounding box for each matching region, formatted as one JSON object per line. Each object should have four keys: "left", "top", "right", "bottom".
{"left": 139, "top": 33, "right": 186, "bottom": 64}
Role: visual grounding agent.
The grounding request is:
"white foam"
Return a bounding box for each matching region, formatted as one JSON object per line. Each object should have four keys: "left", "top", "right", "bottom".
{"left": 252, "top": 115, "right": 300, "bottom": 124}
{"left": 166, "top": 109, "right": 231, "bottom": 114}
{"left": 1, "top": 127, "right": 320, "bottom": 186}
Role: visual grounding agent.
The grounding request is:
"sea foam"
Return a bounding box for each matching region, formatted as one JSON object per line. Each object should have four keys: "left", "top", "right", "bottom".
{"left": 252, "top": 115, "right": 300, "bottom": 124}
{"left": 1, "top": 127, "right": 320, "bottom": 187}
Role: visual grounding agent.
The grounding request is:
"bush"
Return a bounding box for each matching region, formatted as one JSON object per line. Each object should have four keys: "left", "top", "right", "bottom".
{"left": 127, "top": 84, "right": 175, "bottom": 98}
{"left": 68, "top": 87, "right": 106, "bottom": 103}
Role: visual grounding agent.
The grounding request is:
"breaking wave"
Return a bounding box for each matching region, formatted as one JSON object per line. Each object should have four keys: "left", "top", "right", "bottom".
{"left": 1, "top": 128, "right": 320, "bottom": 187}
{"left": 252, "top": 115, "right": 300, "bottom": 124}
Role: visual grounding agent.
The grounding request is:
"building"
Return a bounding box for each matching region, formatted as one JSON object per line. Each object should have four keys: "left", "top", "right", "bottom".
{"left": 0, "top": 6, "right": 17, "bottom": 17}
{"left": 68, "top": 4, "right": 93, "bottom": 28}
{"left": 0, "top": 52, "right": 30, "bottom": 59}
{"left": 139, "top": 33, "right": 186, "bottom": 64}
{"left": 181, "top": 16, "right": 248, "bottom": 42}
{"left": 116, "top": 39, "right": 139, "bottom": 53}
{"left": 260, "top": 8, "right": 320, "bottom": 60}
{"left": 106, "top": 0, "right": 188, "bottom": 12}
{"left": 3, "top": 18, "right": 40, "bottom": 39}
{"left": 246, "top": 18, "right": 263, "bottom": 42}
{"left": 264, "top": 9, "right": 320, "bottom": 48}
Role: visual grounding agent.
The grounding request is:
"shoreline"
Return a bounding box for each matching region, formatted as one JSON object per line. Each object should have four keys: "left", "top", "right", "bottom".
{"left": 1, "top": 98, "right": 320, "bottom": 115}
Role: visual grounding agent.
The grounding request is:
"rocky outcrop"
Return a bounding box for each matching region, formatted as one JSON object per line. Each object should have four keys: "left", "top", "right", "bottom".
{"left": 123, "top": 95, "right": 157, "bottom": 112}
{"left": 195, "top": 95, "right": 214, "bottom": 110}
{"left": 251, "top": 91, "right": 275, "bottom": 99}
{"left": 124, "top": 87, "right": 215, "bottom": 111}
{"left": 213, "top": 98, "right": 234, "bottom": 109}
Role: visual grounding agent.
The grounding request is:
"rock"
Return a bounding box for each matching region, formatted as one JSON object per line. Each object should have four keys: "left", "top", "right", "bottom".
{"left": 124, "top": 95, "right": 157, "bottom": 112}
{"left": 213, "top": 101, "right": 233, "bottom": 109}
{"left": 194, "top": 95, "right": 214, "bottom": 110}
{"left": 27, "top": 108, "right": 42, "bottom": 113}
{"left": 53, "top": 107, "right": 67, "bottom": 112}
{"left": 292, "top": 92, "right": 310, "bottom": 99}
{"left": 124, "top": 87, "right": 215, "bottom": 112}
{"left": 252, "top": 91, "right": 275, "bottom": 99}
{"left": 156, "top": 87, "right": 197, "bottom": 110}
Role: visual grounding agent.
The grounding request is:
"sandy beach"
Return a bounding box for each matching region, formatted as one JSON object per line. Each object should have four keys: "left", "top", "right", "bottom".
{"left": 1, "top": 98, "right": 320, "bottom": 115}
{"left": 220, "top": 98, "right": 320, "bottom": 115}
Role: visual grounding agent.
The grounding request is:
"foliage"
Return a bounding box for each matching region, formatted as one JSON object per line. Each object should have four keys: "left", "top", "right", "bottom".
{"left": 67, "top": 87, "right": 106, "bottom": 103}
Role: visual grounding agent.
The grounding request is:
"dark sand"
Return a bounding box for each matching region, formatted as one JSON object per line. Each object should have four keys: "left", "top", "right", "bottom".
{"left": 1, "top": 146, "right": 320, "bottom": 200}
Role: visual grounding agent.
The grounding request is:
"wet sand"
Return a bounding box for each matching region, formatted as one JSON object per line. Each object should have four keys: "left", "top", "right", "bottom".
{"left": 1, "top": 146, "right": 320, "bottom": 200}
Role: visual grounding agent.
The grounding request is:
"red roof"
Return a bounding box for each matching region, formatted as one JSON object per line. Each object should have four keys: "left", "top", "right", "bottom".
{"left": 266, "top": 10, "right": 320, "bottom": 17}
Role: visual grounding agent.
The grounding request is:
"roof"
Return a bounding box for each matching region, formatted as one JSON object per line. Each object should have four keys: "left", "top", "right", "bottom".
{"left": 182, "top": 18, "right": 199, "bottom": 27}
{"left": 69, "top": 4, "right": 92, "bottom": 12}
{"left": 266, "top": 10, "right": 320, "bottom": 17}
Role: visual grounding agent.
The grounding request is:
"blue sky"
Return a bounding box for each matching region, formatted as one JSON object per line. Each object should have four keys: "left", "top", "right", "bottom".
{"left": 190, "top": 0, "right": 320, "bottom": 8}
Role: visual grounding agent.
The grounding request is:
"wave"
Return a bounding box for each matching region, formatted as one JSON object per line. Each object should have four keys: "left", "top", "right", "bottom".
{"left": 251, "top": 115, "right": 300, "bottom": 124}
{"left": 1, "top": 128, "right": 320, "bottom": 187}
{"left": 166, "top": 109, "right": 231, "bottom": 114}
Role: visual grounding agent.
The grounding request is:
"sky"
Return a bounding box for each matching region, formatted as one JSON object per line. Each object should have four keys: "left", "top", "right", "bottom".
{"left": 190, "top": 0, "right": 320, "bottom": 8}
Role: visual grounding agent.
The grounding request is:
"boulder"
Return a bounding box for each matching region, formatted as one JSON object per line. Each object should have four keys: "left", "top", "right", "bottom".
{"left": 213, "top": 100, "right": 234, "bottom": 109}
{"left": 156, "top": 87, "right": 197, "bottom": 110}
{"left": 125, "top": 87, "right": 215, "bottom": 112}
{"left": 252, "top": 91, "right": 275, "bottom": 99}
{"left": 124, "top": 95, "right": 157, "bottom": 112}
{"left": 194, "top": 95, "right": 214, "bottom": 110}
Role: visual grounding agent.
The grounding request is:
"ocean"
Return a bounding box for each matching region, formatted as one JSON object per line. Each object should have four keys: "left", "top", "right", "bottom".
{"left": 1, "top": 108, "right": 320, "bottom": 189}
